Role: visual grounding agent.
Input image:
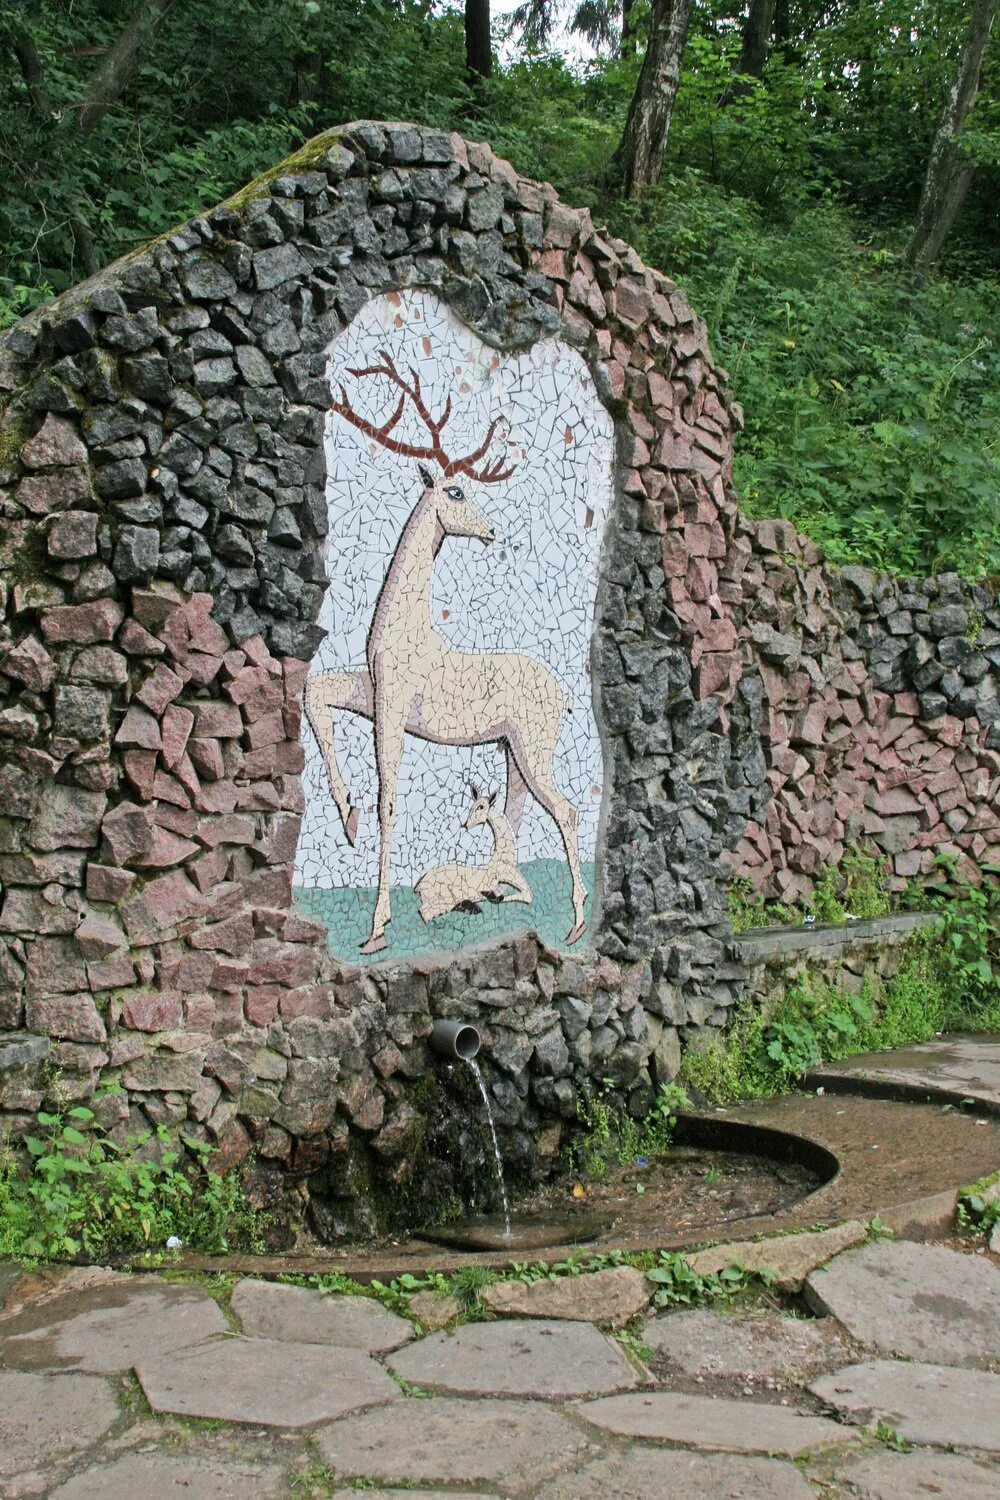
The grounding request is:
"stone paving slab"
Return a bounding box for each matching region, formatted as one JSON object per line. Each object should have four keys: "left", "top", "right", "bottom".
{"left": 642, "top": 1305, "right": 854, "bottom": 1389}
{"left": 808, "top": 1034, "right": 1000, "bottom": 1111}
{"left": 804, "top": 1238, "right": 1000, "bottom": 1368}
{"left": 685, "top": 1220, "right": 867, "bottom": 1291}
{"left": 481, "top": 1266, "right": 650, "bottom": 1325}
{"left": 386, "top": 1318, "right": 641, "bottom": 1399}
{"left": 832, "top": 1449, "right": 1000, "bottom": 1498}
{"left": 0, "top": 1370, "right": 118, "bottom": 1483}
{"left": 315, "top": 1396, "right": 595, "bottom": 1492}
{"left": 575, "top": 1391, "right": 855, "bottom": 1456}
{"left": 331, "top": 1493, "right": 491, "bottom": 1499}
{"left": 230, "top": 1277, "right": 412, "bottom": 1353}
{"left": 0, "top": 1279, "right": 227, "bottom": 1373}
{"left": 135, "top": 1334, "right": 401, "bottom": 1427}
{"left": 47, "top": 1452, "right": 287, "bottom": 1499}
{"left": 810, "top": 1359, "right": 1000, "bottom": 1450}
{"left": 535, "top": 1447, "right": 816, "bottom": 1498}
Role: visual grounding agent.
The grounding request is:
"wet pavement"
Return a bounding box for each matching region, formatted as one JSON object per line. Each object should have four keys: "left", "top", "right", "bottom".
{"left": 0, "top": 1038, "right": 998, "bottom": 1497}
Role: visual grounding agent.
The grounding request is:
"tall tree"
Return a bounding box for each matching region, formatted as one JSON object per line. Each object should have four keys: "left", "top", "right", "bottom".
{"left": 733, "top": 0, "right": 777, "bottom": 84}
{"left": 612, "top": 0, "right": 694, "bottom": 197}
{"left": 906, "top": 0, "right": 997, "bottom": 278}
{"left": 466, "top": 0, "right": 493, "bottom": 79}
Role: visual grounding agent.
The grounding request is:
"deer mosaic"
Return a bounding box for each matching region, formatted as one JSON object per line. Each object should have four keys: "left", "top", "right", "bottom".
{"left": 414, "top": 785, "right": 532, "bottom": 923}
{"left": 304, "top": 350, "right": 587, "bottom": 955}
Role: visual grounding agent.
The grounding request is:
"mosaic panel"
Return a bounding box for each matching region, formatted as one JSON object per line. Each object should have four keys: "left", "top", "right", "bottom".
{"left": 294, "top": 289, "right": 614, "bottom": 961}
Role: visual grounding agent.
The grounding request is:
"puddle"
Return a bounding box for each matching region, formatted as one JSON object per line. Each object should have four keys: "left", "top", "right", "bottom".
{"left": 420, "top": 1146, "right": 820, "bottom": 1253}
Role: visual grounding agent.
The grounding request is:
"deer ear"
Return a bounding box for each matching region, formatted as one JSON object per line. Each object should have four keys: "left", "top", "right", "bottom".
{"left": 418, "top": 463, "right": 436, "bottom": 490}
{"left": 468, "top": 782, "right": 480, "bottom": 800}
{"left": 488, "top": 790, "right": 498, "bottom": 806}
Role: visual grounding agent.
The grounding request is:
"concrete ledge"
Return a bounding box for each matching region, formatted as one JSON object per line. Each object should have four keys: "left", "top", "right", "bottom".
{"left": 731, "top": 911, "right": 938, "bottom": 963}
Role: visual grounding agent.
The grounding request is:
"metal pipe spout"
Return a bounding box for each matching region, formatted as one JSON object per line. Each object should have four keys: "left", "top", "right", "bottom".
{"left": 430, "top": 1019, "right": 481, "bottom": 1061}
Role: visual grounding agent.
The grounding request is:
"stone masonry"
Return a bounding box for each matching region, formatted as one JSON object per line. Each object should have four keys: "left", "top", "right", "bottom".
{"left": 0, "top": 120, "right": 997, "bottom": 1236}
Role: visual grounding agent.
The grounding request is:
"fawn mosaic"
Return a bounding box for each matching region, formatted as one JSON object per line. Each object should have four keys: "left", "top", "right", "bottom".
{"left": 295, "top": 289, "right": 614, "bottom": 961}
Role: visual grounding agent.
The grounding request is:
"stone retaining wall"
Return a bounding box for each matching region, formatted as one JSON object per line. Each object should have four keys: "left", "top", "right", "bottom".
{"left": 732, "top": 912, "right": 941, "bottom": 1018}
{"left": 0, "top": 119, "right": 996, "bottom": 1237}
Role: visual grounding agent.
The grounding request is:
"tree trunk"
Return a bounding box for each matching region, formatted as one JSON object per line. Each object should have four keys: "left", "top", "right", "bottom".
{"left": 621, "top": 0, "right": 636, "bottom": 57}
{"left": 612, "top": 0, "right": 694, "bottom": 198}
{"left": 465, "top": 0, "right": 492, "bottom": 80}
{"left": 906, "top": 0, "right": 997, "bottom": 278}
{"left": 77, "top": 0, "right": 177, "bottom": 137}
{"left": 735, "top": 0, "right": 776, "bottom": 80}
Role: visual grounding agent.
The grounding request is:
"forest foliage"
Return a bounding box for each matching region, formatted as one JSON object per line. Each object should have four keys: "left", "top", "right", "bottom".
{"left": 1, "top": 0, "right": 998, "bottom": 578}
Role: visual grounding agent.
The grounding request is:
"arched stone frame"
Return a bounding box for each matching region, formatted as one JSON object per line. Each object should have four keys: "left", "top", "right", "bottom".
{"left": 19, "top": 116, "right": 973, "bottom": 1237}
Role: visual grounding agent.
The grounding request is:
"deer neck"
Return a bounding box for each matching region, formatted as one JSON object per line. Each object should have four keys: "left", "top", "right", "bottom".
{"left": 485, "top": 808, "right": 516, "bottom": 867}
{"left": 367, "top": 495, "right": 441, "bottom": 668}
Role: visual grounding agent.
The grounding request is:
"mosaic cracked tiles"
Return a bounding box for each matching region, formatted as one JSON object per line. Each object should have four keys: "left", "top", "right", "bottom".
{"left": 295, "top": 289, "right": 614, "bottom": 962}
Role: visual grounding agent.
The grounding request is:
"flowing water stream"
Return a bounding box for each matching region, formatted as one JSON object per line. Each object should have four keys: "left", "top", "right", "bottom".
{"left": 467, "top": 1058, "right": 510, "bottom": 1239}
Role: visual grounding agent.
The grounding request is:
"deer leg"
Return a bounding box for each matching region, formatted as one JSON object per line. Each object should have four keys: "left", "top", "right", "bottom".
{"left": 503, "top": 743, "right": 530, "bottom": 841}
{"left": 499, "top": 865, "right": 533, "bottom": 905}
{"left": 361, "top": 698, "right": 406, "bottom": 956}
{"left": 304, "top": 671, "right": 374, "bottom": 845}
{"left": 511, "top": 738, "right": 587, "bottom": 944}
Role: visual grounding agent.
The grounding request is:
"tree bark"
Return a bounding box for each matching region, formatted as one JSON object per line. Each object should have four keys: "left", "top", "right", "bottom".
{"left": 621, "top": 0, "right": 636, "bottom": 57}
{"left": 906, "top": 0, "right": 997, "bottom": 278}
{"left": 734, "top": 0, "right": 776, "bottom": 81}
{"left": 465, "top": 0, "right": 492, "bottom": 80}
{"left": 612, "top": 0, "right": 694, "bottom": 198}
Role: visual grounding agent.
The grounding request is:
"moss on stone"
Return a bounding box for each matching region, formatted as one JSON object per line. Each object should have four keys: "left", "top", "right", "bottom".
{"left": 225, "top": 132, "right": 347, "bottom": 216}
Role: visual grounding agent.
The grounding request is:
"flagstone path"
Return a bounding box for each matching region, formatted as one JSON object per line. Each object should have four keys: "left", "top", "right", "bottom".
{"left": 1, "top": 1036, "right": 998, "bottom": 1497}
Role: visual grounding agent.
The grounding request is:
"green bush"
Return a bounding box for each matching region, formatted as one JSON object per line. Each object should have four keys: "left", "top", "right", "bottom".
{"left": 0, "top": 1105, "right": 265, "bottom": 1262}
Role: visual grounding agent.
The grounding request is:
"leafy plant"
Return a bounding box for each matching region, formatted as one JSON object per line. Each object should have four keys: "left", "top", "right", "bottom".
{"left": 646, "top": 1250, "right": 763, "bottom": 1308}
{"left": 563, "top": 1079, "right": 690, "bottom": 1179}
{"left": 0, "top": 1106, "right": 265, "bottom": 1261}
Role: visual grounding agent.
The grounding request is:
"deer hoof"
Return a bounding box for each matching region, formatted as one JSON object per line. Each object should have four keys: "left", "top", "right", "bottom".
{"left": 565, "top": 920, "right": 586, "bottom": 946}
{"left": 360, "top": 933, "right": 387, "bottom": 956}
{"left": 344, "top": 806, "right": 360, "bottom": 847}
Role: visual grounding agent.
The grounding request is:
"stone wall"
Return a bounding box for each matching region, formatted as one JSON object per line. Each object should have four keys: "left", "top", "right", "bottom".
{"left": 732, "top": 912, "right": 940, "bottom": 1014}
{"left": 0, "top": 119, "right": 996, "bottom": 1238}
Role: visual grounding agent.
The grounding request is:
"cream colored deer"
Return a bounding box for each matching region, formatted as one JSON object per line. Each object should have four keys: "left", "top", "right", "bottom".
{"left": 415, "top": 785, "right": 532, "bottom": 922}
{"left": 305, "top": 349, "right": 586, "bottom": 955}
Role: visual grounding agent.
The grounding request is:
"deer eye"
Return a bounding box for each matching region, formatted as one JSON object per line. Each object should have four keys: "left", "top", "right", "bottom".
{"left": 446, "top": 486, "right": 465, "bottom": 502}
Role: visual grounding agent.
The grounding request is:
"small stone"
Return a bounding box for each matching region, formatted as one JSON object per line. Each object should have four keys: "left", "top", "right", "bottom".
{"left": 804, "top": 1239, "right": 1000, "bottom": 1368}
{"left": 387, "top": 1319, "right": 639, "bottom": 1399}
{"left": 54, "top": 684, "right": 111, "bottom": 742}
{"left": 181, "top": 255, "right": 238, "bottom": 301}
{"left": 483, "top": 1266, "right": 650, "bottom": 1326}
{"left": 20, "top": 414, "right": 88, "bottom": 469}
{"left": 810, "top": 1359, "right": 1000, "bottom": 1450}
{"left": 40, "top": 598, "right": 123, "bottom": 645}
{"left": 136, "top": 1335, "right": 400, "bottom": 1426}
{"left": 113, "top": 525, "right": 159, "bottom": 582}
{"left": 316, "top": 1396, "right": 591, "bottom": 1490}
{"left": 3, "top": 635, "right": 56, "bottom": 692}
{"left": 29, "top": 784, "right": 106, "bottom": 850}
{"left": 47, "top": 510, "right": 99, "bottom": 559}
{"left": 231, "top": 1279, "right": 412, "bottom": 1354}
{"left": 408, "top": 1291, "right": 462, "bottom": 1330}
{"left": 575, "top": 1391, "right": 853, "bottom": 1456}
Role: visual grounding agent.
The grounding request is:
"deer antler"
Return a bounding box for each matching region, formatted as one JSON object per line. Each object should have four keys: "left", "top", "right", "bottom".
{"left": 330, "top": 348, "right": 516, "bottom": 484}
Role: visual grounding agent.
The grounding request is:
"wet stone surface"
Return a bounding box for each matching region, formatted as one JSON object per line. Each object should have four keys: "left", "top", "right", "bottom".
{"left": 0, "top": 1370, "right": 119, "bottom": 1484}
{"left": 315, "top": 1397, "right": 595, "bottom": 1492}
{"left": 136, "top": 1334, "right": 402, "bottom": 1427}
{"left": 230, "top": 1277, "right": 412, "bottom": 1353}
{"left": 831, "top": 1449, "right": 1000, "bottom": 1499}
{"left": 0, "top": 1279, "right": 227, "bottom": 1373}
{"left": 387, "top": 1318, "right": 641, "bottom": 1398}
{"left": 642, "top": 1305, "right": 856, "bottom": 1392}
{"left": 47, "top": 1452, "right": 286, "bottom": 1500}
{"left": 534, "top": 1448, "right": 817, "bottom": 1499}
{"left": 575, "top": 1391, "right": 854, "bottom": 1456}
{"left": 810, "top": 1358, "right": 1000, "bottom": 1450}
{"left": 804, "top": 1238, "right": 1000, "bottom": 1369}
